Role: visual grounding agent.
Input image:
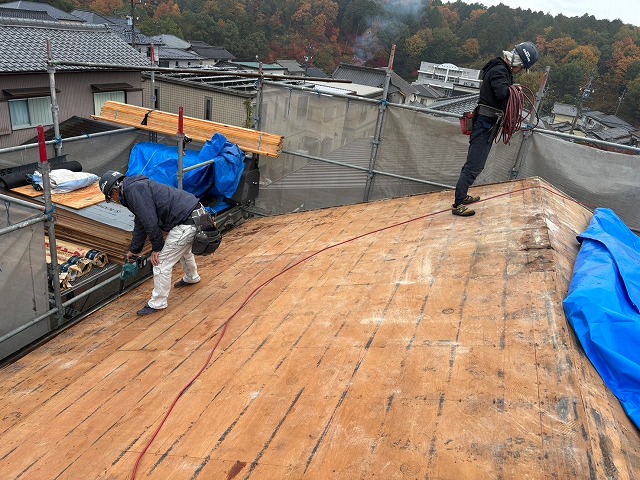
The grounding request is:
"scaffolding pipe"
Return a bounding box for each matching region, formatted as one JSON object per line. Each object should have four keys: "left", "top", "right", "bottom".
{"left": 364, "top": 45, "right": 396, "bottom": 202}
{"left": 281, "top": 149, "right": 453, "bottom": 189}
{"left": 532, "top": 128, "right": 640, "bottom": 154}
{"left": 51, "top": 60, "right": 352, "bottom": 83}
{"left": 0, "top": 308, "right": 59, "bottom": 345}
{"left": 47, "top": 40, "right": 62, "bottom": 158}
{"left": 0, "top": 127, "right": 136, "bottom": 155}
{"left": 61, "top": 271, "right": 122, "bottom": 308}
{"left": 0, "top": 213, "right": 47, "bottom": 236}
{"left": 0, "top": 193, "right": 46, "bottom": 210}
{"left": 37, "top": 126, "right": 64, "bottom": 328}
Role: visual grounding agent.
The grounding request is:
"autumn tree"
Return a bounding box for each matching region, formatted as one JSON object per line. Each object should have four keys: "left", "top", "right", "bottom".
{"left": 90, "top": 0, "right": 123, "bottom": 15}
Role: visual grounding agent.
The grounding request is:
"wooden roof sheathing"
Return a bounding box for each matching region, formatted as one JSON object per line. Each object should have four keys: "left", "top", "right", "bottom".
{"left": 93, "top": 101, "right": 283, "bottom": 158}
{"left": 0, "top": 177, "right": 639, "bottom": 479}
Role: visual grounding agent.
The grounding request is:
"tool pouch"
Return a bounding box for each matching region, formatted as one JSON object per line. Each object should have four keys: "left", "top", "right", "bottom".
{"left": 191, "top": 226, "right": 222, "bottom": 256}
{"left": 460, "top": 111, "right": 474, "bottom": 135}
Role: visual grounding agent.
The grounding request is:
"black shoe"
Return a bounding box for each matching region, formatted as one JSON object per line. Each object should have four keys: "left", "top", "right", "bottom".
{"left": 137, "top": 306, "right": 161, "bottom": 316}
{"left": 462, "top": 194, "right": 480, "bottom": 205}
{"left": 174, "top": 279, "right": 197, "bottom": 288}
{"left": 451, "top": 204, "right": 475, "bottom": 216}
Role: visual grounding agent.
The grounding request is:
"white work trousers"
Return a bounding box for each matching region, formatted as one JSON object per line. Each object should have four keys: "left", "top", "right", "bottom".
{"left": 147, "top": 224, "right": 200, "bottom": 309}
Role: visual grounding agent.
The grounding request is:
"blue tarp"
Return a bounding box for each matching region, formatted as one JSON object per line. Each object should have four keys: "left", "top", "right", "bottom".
{"left": 563, "top": 208, "right": 640, "bottom": 429}
{"left": 127, "top": 133, "right": 245, "bottom": 201}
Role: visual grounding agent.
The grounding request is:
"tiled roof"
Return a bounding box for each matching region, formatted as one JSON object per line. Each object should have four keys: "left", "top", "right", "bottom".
{"left": 305, "top": 66, "right": 329, "bottom": 78}
{"left": 584, "top": 111, "right": 634, "bottom": 130}
{"left": 332, "top": 63, "right": 418, "bottom": 97}
{"left": 0, "top": 18, "right": 149, "bottom": 73}
{"left": 276, "top": 59, "right": 305, "bottom": 74}
{"left": 151, "top": 34, "right": 190, "bottom": 49}
{"left": 70, "top": 9, "right": 111, "bottom": 25}
{"left": 188, "top": 41, "right": 236, "bottom": 60}
{"left": 157, "top": 46, "right": 203, "bottom": 61}
{"left": 0, "top": 0, "right": 82, "bottom": 21}
{"left": 428, "top": 93, "right": 479, "bottom": 114}
{"left": 23, "top": 116, "right": 122, "bottom": 143}
{"left": 0, "top": 6, "right": 55, "bottom": 21}
{"left": 107, "top": 23, "right": 154, "bottom": 46}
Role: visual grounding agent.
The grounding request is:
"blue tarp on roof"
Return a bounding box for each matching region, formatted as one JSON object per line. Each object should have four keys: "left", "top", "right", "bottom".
{"left": 126, "top": 133, "right": 245, "bottom": 200}
{"left": 563, "top": 208, "right": 640, "bottom": 429}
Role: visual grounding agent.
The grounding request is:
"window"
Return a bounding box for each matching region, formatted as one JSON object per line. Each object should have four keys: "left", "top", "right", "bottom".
{"left": 297, "top": 96, "right": 308, "bottom": 119}
{"left": 94, "top": 91, "right": 125, "bottom": 116}
{"left": 205, "top": 97, "right": 212, "bottom": 120}
{"left": 8, "top": 97, "right": 53, "bottom": 129}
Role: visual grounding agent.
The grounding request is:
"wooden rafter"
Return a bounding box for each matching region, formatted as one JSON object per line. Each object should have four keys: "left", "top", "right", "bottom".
{"left": 92, "top": 101, "right": 283, "bottom": 158}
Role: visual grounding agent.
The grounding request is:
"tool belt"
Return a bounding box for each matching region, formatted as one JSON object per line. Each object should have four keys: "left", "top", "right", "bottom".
{"left": 183, "top": 203, "right": 221, "bottom": 256}
{"left": 183, "top": 204, "right": 214, "bottom": 229}
{"left": 476, "top": 104, "right": 503, "bottom": 119}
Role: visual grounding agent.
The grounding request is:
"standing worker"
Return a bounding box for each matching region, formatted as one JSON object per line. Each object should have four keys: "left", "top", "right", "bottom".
{"left": 100, "top": 171, "right": 204, "bottom": 316}
{"left": 452, "top": 41, "right": 538, "bottom": 216}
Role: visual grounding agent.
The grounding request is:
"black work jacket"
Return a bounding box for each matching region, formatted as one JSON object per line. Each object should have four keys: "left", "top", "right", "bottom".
{"left": 478, "top": 58, "right": 514, "bottom": 113}
{"left": 120, "top": 175, "right": 199, "bottom": 253}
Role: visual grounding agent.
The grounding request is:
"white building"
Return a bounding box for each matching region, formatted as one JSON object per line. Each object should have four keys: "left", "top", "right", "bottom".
{"left": 414, "top": 62, "right": 481, "bottom": 95}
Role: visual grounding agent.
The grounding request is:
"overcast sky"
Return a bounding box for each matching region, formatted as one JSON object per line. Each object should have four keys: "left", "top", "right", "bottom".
{"left": 458, "top": 0, "right": 640, "bottom": 27}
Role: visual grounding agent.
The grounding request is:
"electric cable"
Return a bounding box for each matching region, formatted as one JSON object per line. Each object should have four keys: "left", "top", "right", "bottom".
{"left": 495, "top": 84, "right": 539, "bottom": 145}
{"left": 130, "top": 184, "right": 593, "bottom": 479}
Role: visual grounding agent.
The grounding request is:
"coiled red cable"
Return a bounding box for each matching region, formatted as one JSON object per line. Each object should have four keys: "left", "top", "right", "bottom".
{"left": 495, "top": 84, "right": 537, "bottom": 144}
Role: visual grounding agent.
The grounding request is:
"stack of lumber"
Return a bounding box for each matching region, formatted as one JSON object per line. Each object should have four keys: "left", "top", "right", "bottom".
{"left": 51, "top": 207, "right": 151, "bottom": 266}
{"left": 93, "top": 101, "right": 283, "bottom": 158}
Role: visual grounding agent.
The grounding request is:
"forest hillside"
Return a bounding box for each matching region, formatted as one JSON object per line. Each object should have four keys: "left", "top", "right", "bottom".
{"left": 46, "top": 0, "right": 640, "bottom": 125}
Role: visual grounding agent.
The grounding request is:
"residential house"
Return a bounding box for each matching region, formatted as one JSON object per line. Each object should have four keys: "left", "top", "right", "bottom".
{"left": 142, "top": 70, "right": 256, "bottom": 127}
{"left": 71, "top": 9, "right": 155, "bottom": 58}
{"left": 582, "top": 111, "right": 636, "bottom": 145}
{"left": 550, "top": 103, "right": 578, "bottom": 124}
{"left": 156, "top": 47, "right": 203, "bottom": 68}
{"left": 331, "top": 63, "right": 418, "bottom": 105}
{"left": 415, "top": 61, "right": 481, "bottom": 96}
{"left": 276, "top": 59, "right": 306, "bottom": 77}
{"left": 0, "top": 0, "right": 83, "bottom": 23}
{"left": 151, "top": 34, "right": 190, "bottom": 50}
{"left": 413, "top": 83, "right": 446, "bottom": 107}
{"left": 0, "top": 17, "right": 148, "bottom": 149}
{"left": 188, "top": 41, "right": 236, "bottom": 66}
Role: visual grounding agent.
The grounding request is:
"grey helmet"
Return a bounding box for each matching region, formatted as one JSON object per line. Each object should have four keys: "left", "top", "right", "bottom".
{"left": 99, "top": 170, "right": 125, "bottom": 202}
{"left": 514, "top": 41, "right": 538, "bottom": 70}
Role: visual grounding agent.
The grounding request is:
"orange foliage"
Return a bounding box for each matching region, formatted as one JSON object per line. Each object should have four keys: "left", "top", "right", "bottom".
{"left": 89, "top": 0, "right": 123, "bottom": 15}
{"left": 154, "top": 0, "right": 181, "bottom": 18}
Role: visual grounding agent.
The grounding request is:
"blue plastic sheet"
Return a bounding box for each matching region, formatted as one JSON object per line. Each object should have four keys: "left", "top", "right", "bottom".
{"left": 563, "top": 208, "right": 640, "bottom": 429}
{"left": 127, "top": 133, "right": 245, "bottom": 200}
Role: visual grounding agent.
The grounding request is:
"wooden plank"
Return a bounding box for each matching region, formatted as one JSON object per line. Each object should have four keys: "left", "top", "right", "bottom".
{"left": 1, "top": 178, "right": 639, "bottom": 479}
{"left": 50, "top": 183, "right": 105, "bottom": 209}
{"left": 93, "top": 101, "right": 283, "bottom": 158}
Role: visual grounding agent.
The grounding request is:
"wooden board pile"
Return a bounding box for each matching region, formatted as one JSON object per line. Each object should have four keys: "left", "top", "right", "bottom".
{"left": 94, "top": 101, "right": 283, "bottom": 158}
{"left": 51, "top": 207, "right": 151, "bottom": 266}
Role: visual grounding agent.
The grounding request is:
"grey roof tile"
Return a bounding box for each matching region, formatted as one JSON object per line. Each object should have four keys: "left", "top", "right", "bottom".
{"left": 0, "top": 18, "right": 149, "bottom": 72}
{"left": 0, "top": 1, "right": 82, "bottom": 21}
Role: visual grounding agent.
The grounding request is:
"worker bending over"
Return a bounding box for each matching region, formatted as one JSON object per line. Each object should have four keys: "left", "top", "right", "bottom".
{"left": 100, "top": 170, "right": 204, "bottom": 316}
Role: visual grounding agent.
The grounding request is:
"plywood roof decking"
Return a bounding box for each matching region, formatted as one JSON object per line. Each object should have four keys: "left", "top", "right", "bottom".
{"left": 1, "top": 177, "right": 639, "bottom": 479}
{"left": 93, "top": 101, "right": 283, "bottom": 158}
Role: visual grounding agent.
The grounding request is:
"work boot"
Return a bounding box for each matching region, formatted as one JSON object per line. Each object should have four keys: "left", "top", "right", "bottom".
{"left": 451, "top": 204, "right": 475, "bottom": 216}
{"left": 137, "top": 306, "right": 161, "bottom": 316}
{"left": 174, "top": 279, "right": 197, "bottom": 288}
{"left": 462, "top": 194, "right": 480, "bottom": 205}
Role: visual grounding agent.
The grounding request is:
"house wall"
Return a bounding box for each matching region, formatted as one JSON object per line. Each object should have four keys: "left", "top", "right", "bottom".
{"left": 141, "top": 79, "right": 252, "bottom": 128}
{"left": 0, "top": 71, "right": 142, "bottom": 149}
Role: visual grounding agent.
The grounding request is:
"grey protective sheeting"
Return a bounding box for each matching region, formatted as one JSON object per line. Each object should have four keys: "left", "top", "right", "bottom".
{"left": 521, "top": 132, "right": 640, "bottom": 231}
{"left": 0, "top": 201, "right": 50, "bottom": 360}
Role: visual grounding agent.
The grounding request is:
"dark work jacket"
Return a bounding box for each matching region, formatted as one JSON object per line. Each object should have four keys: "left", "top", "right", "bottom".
{"left": 119, "top": 175, "right": 199, "bottom": 254}
{"left": 478, "top": 58, "right": 514, "bottom": 113}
